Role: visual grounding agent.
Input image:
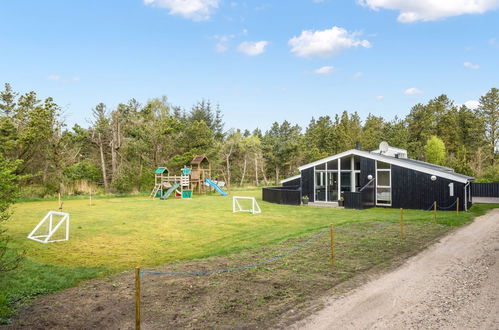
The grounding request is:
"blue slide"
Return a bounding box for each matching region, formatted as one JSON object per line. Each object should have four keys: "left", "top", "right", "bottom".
{"left": 205, "top": 178, "right": 228, "bottom": 196}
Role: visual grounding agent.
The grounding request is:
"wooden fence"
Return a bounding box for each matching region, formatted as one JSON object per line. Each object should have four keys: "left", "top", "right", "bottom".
{"left": 472, "top": 182, "right": 499, "bottom": 197}
{"left": 262, "top": 186, "right": 301, "bottom": 205}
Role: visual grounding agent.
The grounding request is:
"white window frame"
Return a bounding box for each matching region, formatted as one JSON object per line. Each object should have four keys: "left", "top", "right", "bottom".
{"left": 375, "top": 161, "right": 392, "bottom": 206}
{"left": 314, "top": 168, "right": 327, "bottom": 202}
{"left": 314, "top": 156, "right": 357, "bottom": 202}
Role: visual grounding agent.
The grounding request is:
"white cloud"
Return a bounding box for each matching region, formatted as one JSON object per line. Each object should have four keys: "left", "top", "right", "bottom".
{"left": 212, "top": 34, "right": 234, "bottom": 53}
{"left": 464, "top": 100, "right": 480, "bottom": 109}
{"left": 353, "top": 72, "right": 363, "bottom": 79}
{"left": 238, "top": 41, "right": 268, "bottom": 56}
{"left": 288, "top": 26, "right": 371, "bottom": 58}
{"left": 47, "top": 75, "right": 61, "bottom": 81}
{"left": 376, "top": 95, "right": 385, "bottom": 100}
{"left": 404, "top": 87, "right": 423, "bottom": 95}
{"left": 46, "top": 75, "right": 80, "bottom": 83}
{"left": 359, "top": 0, "right": 499, "bottom": 23}
{"left": 314, "top": 66, "right": 334, "bottom": 74}
{"left": 464, "top": 61, "right": 480, "bottom": 69}
{"left": 143, "top": 0, "right": 219, "bottom": 21}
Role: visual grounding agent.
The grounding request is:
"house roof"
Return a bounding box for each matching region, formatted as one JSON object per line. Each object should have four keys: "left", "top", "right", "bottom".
{"left": 190, "top": 154, "right": 209, "bottom": 165}
{"left": 280, "top": 174, "right": 301, "bottom": 184}
{"left": 297, "top": 149, "right": 474, "bottom": 184}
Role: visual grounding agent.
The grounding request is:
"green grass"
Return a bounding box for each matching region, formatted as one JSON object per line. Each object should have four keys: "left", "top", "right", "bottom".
{"left": 1, "top": 189, "right": 497, "bottom": 321}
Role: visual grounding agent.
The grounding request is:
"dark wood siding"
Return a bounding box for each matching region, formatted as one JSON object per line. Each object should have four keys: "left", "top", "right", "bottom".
{"left": 344, "top": 192, "right": 363, "bottom": 209}
{"left": 262, "top": 187, "right": 301, "bottom": 205}
{"left": 360, "top": 157, "right": 375, "bottom": 207}
{"left": 359, "top": 157, "right": 375, "bottom": 186}
{"left": 472, "top": 182, "right": 499, "bottom": 197}
{"left": 391, "top": 165, "right": 467, "bottom": 211}
{"left": 283, "top": 177, "right": 301, "bottom": 187}
{"left": 301, "top": 167, "right": 314, "bottom": 202}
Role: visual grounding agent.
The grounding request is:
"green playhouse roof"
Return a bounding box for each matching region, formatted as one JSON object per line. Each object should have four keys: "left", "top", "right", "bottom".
{"left": 155, "top": 167, "right": 168, "bottom": 174}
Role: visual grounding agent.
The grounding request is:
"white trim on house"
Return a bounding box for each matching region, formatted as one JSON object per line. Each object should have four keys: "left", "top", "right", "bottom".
{"left": 280, "top": 174, "right": 301, "bottom": 184}
{"left": 298, "top": 150, "right": 354, "bottom": 171}
{"left": 297, "top": 149, "right": 473, "bottom": 184}
{"left": 375, "top": 160, "right": 392, "bottom": 207}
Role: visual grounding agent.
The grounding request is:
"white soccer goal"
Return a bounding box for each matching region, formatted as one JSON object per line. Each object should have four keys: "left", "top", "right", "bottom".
{"left": 27, "top": 211, "right": 70, "bottom": 243}
{"left": 232, "top": 196, "right": 261, "bottom": 214}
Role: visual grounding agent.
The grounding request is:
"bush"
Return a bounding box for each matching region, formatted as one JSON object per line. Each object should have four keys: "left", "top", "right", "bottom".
{"left": 111, "top": 167, "right": 153, "bottom": 193}
{"left": 64, "top": 160, "right": 101, "bottom": 183}
{"left": 476, "top": 164, "right": 499, "bottom": 182}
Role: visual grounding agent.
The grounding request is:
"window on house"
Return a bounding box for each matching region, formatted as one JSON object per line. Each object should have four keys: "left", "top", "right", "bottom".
{"left": 326, "top": 160, "right": 338, "bottom": 170}
{"left": 341, "top": 157, "right": 351, "bottom": 170}
{"left": 354, "top": 156, "right": 361, "bottom": 170}
{"left": 316, "top": 163, "right": 326, "bottom": 170}
{"left": 376, "top": 161, "right": 391, "bottom": 206}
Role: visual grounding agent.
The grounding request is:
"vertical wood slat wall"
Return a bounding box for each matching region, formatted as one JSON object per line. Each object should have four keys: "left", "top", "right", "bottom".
{"left": 472, "top": 182, "right": 499, "bottom": 197}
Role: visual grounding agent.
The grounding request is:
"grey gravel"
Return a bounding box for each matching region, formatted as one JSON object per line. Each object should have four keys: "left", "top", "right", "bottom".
{"left": 292, "top": 209, "right": 499, "bottom": 330}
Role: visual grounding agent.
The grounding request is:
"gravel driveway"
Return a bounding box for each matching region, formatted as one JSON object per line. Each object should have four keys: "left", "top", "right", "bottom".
{"left": 292, "top": 209, "right": 499, "bottom": 330}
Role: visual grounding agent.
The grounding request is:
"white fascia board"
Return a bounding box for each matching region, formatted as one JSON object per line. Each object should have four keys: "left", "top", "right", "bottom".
{"left": 297, "top": 149, "right": 471, "bottom": 184}
{"left": 280, "top": 174, "right": 301, "bottom": 184}
{"left": 365, "top": 152, "right": 471, "bottom": 184}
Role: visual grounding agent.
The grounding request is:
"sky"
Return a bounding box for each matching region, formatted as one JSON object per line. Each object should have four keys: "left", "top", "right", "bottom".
{"left": 0, "top": 0, "right": 498, "bottom": 132}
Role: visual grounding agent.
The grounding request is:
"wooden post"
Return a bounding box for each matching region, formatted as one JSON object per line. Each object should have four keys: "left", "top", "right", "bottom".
{"left": 135, "top": 267, "right": 141, "bottom": 330}
{"left": 58, "top": 192, "right": 61, "bottom": 209}
{"left": 456, "top": 197, "right": 459, "bottom": 215}
{"left": 330, "top": 224, "right": 334, "bottom": 265}
{"left": 433, "top": 201, "right": 437, "bottom": 222}
{"left": 400, "top": 208, "right": 405, "bottom": 238}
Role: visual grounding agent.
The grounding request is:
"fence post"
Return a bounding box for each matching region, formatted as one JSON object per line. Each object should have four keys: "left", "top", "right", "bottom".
{"left": 135, "top": 267, "right": 141, "bottom": 330}
{"left": 58, "top": 192, "right": 62, "bottom": 209}
{"left": 433, "top": 201, "right": 437, "bottom": 222}
{"left": 400, "top": 208, "right": 405, "bottom": 239}
{"left": 89, "top": 191, "right": 92, "bottom": 206}
{"left": 329, "top": 224, "right": 334, "bottom": 265}
{"left": 456, "top": 197, "right": 459, "bottom": 215}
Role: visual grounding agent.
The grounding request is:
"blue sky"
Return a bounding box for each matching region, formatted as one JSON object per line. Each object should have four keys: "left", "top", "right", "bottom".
{"left": 0, "top": 0, "right": 498, "bottom": 131}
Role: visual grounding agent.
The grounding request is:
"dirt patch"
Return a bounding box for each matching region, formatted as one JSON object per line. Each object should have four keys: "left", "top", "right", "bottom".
{"left": 3, "top": 220, "right": 460, "bottom": 329}
{"left": 291, "top": 209, "right": 499, "bottom": 329}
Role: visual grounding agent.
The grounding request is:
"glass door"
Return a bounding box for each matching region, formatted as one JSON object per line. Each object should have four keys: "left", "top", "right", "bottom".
{"left": 376, "top": 161, "right": 391, "bottom": 206}
{"left": 315, "top": 171, "right": 326, "bottom": 202}
{"left": 327, "top": 172, "right": 338, "bottom": 201}
{"left": 341, "top": 172, "right": 351, "bottom": 192}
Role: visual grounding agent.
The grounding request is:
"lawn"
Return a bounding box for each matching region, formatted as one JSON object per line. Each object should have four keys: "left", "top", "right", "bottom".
{"left": 1, "top": 189, "right": 497, "bottom": 322}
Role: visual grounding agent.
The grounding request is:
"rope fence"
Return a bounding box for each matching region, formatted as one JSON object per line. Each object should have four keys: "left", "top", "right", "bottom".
{"left": 140, "top": 228, "right": 328, "bottom": 278}
{"left": 423, "top": 198, "right": 461, "bottom": 220}
{"left": 437, "top": 199, "right": 457, "bottom": 210}
{"left": 134, "top": 203, "right": 463, "bottom": 329}
{"left": 424, "top": 198, "right": 460, "bottom": 211}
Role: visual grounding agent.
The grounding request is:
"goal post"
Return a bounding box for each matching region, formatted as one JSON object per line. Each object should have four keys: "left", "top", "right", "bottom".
{"left": 27, "top": 211, "right": 70, "bottom": 243}
{"left": 232, "top": 196, "right": 261, "bottom": 214}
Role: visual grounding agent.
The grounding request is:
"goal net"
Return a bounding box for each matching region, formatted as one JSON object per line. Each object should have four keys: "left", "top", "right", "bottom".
{"left": 232, "top": 196, "right": 261, "bottom": 214}
{"left": 27, "top": 211, "right": 70, "bottom": 243}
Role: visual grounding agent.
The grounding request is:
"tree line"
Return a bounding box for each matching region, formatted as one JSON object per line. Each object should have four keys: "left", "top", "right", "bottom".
{"left": 0, "top": 83, "right": 498, "bottom": 197}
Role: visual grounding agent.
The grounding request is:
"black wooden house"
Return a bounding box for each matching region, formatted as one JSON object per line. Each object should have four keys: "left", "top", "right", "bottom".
{"left": 263, "top": 143, "right": 474, "bottom": 211}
